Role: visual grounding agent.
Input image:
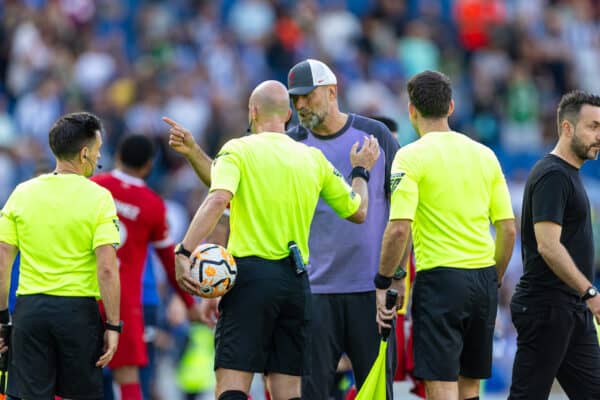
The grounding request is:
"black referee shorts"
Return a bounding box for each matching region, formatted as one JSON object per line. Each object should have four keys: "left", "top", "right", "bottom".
{"left": 8, "top": 294, "right": 105, "bottom": 400}
{"left": 214, "top": 256, "right": 311, "bottom": 376}
{"left": 412, "top": 266, "right": 498, "bottom": 381}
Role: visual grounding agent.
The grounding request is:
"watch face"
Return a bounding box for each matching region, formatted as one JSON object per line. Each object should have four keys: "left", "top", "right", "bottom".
{"left": 590, "top": 288, "right": 598, "bottom": 296}
{"left": 393, "top": 270, "right": 407, "bottom": 280}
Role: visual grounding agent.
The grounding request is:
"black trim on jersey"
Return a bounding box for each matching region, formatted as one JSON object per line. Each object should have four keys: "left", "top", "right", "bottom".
{"left": 309, "top": 114, "right": 354, "bottom": 140}
{"left": 287, "top": 113, "right": 400, "bottom": 197}
{"left": 351, "top": 114, "right": 400, "bottom": 197}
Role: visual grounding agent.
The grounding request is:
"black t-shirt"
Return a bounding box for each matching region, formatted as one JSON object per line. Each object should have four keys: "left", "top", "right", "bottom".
{"left": 514, "top": 154, "right": 594, "bottom": 305}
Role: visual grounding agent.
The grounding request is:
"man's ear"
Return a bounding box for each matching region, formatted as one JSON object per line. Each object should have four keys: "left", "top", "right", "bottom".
{"left": 561, "top": 120, "right": 573, "bottom": 137}
{"left": 447, "top": 99, "right": 455, "bottom": 118}
{"left": 408, "top": 102, "right": 416, "bottom": 118}
{"left": 80, "top": 146, "right": 89, "bottom": 162}
{"left": 329, "top": 85, "right": 337, "bottom": 100}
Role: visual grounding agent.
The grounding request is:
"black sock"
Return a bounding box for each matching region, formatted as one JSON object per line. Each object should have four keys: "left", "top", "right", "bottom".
{"left": 218, "top": 390, "right": 247, "bottom": 400}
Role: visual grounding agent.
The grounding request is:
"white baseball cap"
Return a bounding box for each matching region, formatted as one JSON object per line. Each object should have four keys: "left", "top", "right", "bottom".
{"left": 287, "top": 59, "right": 337, "bottom": 95}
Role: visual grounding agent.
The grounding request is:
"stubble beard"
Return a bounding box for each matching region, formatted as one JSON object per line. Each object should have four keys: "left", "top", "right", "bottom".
{"left": 300, "top": 111, "right": 326, "bottom": 131}
{"left": 571, "top": 132, "right": 599, "bottom": 161}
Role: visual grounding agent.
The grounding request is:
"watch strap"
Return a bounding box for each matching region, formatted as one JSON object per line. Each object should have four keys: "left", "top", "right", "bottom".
{"left": 581, "top": 286, "right": 598, "bottom": 301}
{"left": 175, "top": 243, "right": 192, "bottom": 258}
{"left": 105, "top": 321, "right": 123, "bottom": 333}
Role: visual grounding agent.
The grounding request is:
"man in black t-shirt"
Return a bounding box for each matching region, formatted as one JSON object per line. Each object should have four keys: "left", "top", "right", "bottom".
{"left": 509, "top": 91, "right": 600, "bottom": 399}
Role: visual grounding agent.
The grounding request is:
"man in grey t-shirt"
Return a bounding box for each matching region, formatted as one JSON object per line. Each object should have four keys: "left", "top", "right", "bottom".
{"left": 287, "top": 59, "right": 401, "bottom": 399}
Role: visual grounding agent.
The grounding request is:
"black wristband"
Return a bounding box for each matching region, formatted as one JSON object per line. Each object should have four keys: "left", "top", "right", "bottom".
{"left": 0, "top": 309, "right": 9, "bottom": 324}
{"left": 374, "top": 273, "right": 392, "bottom": 289}
{"left": 105, "top": 320, "right": 123, "bottom": 333}
{"left": 351, "top": 166, "right": 370, "bottom": 182}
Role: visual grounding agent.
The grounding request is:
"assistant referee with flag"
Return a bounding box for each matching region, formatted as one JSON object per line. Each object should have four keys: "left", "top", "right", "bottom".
{"left": 376, "top": 71, "right": 516, "bottom": 400}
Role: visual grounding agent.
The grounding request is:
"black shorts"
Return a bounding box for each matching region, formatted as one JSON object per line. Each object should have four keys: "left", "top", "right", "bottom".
{"left": 214, "top": 256, "right": 311, "bottom": 376}
{"left": 509, "top": 302, "right": 600, "bottom": 399}
{"left": 302, "top": 292, "right": 396, "bottom": 400}
{"left": 8, "top": 294, "right": 104, "bottom": 400}
{"left": 412, "top": 266, "right": 497, "bottom": 381}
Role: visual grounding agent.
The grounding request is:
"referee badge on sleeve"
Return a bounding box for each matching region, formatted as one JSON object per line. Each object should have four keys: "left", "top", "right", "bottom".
{"left": 390, "top": 172, "right": 405, "bottom": 192}
{"left": 212, "top": 151, "right": 231, "bottom": 166}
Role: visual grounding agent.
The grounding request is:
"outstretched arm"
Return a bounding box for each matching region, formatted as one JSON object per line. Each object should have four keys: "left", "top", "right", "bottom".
{"left": 163, "top": 117, "right": 213, "bottom": 186}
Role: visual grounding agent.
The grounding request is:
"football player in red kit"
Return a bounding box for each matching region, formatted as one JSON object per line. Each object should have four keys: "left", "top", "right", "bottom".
{"left": 92, "top": 134, "right": 202, "bottom": 400}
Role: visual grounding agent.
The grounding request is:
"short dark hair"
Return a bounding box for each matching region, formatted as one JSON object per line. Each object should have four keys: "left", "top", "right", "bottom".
{"left": 407, "top": 70, "right": 452, "bottom": 118}
{"left": 48, "top": 112, "right": 103, "bottom": 159}
{"left": 117, "top": 134, "right": 155, "bottom": 168}
{"left": 557, "top": 90, "right": 600, "bottom": 134}
{"left": 370, "top": 115, "right": 398, "bottom": 133}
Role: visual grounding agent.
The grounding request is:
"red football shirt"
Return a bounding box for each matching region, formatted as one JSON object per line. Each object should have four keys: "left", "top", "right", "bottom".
{"left": 91, "top": 170, "right": 172, "bottom": 307}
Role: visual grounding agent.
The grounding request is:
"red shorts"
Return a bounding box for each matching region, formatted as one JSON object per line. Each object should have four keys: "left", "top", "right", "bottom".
{"left": 98, "top": 301, "right": 147, "bottom": 368}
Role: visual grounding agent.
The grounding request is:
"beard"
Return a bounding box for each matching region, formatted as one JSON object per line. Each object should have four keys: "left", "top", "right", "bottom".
{"left": 571, "top": 132, "right": 600, "bottom": 161}
{"left": 299, "top": 110, "right": 326, "bottom": 130}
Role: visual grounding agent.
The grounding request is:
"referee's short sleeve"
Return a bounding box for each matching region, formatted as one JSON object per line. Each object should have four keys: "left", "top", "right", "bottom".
{"left": 489, "top": 155, "right": 514, "bottom": 223}
{"left": 210, "top": 141, "right": 241, "bottom": 196}
{"left": 389, "top": 149, "right": 419, "bottom": 221}
{"left": 0, "top": 192, "right": 19, "bottom": 246}
{"left": 317, "top": 150, "right": 361, "bottom": 219}
{"left": 93, "top": 191, "right": 120, "bottom": 249}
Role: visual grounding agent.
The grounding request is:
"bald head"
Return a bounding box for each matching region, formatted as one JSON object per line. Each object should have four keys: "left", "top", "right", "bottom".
{"left": 249, "top": 80, "right": 291, "bottom": 123}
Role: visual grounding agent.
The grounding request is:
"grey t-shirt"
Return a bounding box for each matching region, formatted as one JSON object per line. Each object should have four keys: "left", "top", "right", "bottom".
{"left": 288, "top": 114, "right": 400, "bottom": 293}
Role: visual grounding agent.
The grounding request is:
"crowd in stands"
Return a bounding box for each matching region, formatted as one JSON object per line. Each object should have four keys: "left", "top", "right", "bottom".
{"left": 1, "top": 0, "right": 600, "bottom": 397}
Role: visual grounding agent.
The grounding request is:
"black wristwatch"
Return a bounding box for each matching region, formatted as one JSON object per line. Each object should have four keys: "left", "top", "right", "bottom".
{"left": 393, "top": 268, "right": 407, "bottom": 281}
{"left": 105, "top": 321, "right": 124, "bottom": 333}
{"left": 581, "top": 286, "right": 598, "bottom": 301}
{"left": 174, "top": 243, "right": 192, "bottom": 258}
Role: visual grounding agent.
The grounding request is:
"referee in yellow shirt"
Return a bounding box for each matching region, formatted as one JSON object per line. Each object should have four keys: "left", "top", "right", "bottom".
{"left": 0, "top": 112, "right": 121, "bottom": 400}
{"left": 173, "top": 80, "right": 380, "bottom": 400}
{"left": 376, "top": 71, "right": 516, "bottom": 400}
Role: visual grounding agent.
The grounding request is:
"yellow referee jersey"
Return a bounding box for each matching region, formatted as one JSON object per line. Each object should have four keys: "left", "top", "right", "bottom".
{"left": 389, "top": 131, "right": 514, "bottom": 272}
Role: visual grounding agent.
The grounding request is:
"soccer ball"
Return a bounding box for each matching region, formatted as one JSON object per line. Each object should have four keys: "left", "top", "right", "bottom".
{"left": 189, "top": 243, "right": 237, "bottom": 298}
